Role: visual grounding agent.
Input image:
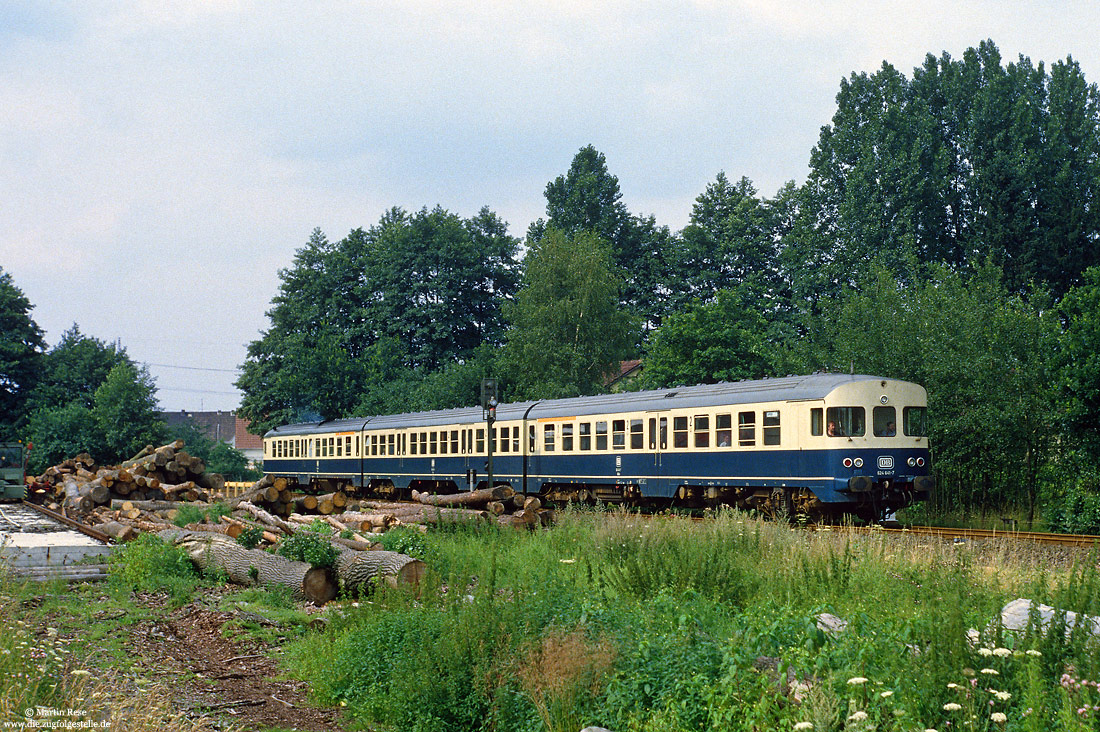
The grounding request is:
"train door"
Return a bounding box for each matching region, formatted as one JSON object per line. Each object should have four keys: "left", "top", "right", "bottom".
{"left": 647, "top": 412, "right": 669, "bottom": 496}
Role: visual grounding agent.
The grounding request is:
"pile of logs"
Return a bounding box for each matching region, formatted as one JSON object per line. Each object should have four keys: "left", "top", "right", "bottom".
{"left": 242, "top": 475, "right": 356, "bottom": 518}
{"left": 28, "top": 441, "right": 226, "bottom": 514}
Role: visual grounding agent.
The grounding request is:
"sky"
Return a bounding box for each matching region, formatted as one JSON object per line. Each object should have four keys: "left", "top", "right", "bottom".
{"left": 3, "top": 1, "right": 1099, "bottom": 413}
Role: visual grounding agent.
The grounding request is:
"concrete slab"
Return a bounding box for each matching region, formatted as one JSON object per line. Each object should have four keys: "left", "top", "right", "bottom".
{"left": 0, "top": 503, "right": 115, "bottom": 571}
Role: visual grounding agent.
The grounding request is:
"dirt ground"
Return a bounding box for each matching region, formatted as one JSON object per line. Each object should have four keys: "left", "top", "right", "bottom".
{"left": 123, "top": 591, "right": 346, "bottom": 731}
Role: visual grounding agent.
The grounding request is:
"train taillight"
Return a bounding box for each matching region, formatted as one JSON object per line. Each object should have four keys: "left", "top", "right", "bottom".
{"left": 843, "top": 457, "right": 853, "bottom": 468}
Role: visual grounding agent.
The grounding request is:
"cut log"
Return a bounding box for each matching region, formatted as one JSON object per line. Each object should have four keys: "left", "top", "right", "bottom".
{"left": 97, "top": 521, "right": 137, "bottom": 543}
{"left": 159, "top": 529, "right": 337, "bottom": 604}
{"left": 335, "top": 549, "right": 426, "bottom": 593}
{"left": 122, "top": 445, "right": 155, "bottom": 468}
{"left": 62, "top": 478, "right": 93, "bottom": 513}
{"left": 111, "top": 498, "right": 206, "bottom": 512}
{"left": 413, "top": 485, "right": 514, "bottom": 508}
{"left": 237, "top": 501, "right": 297, "bottom": 536}
{"left": 294, "top": 495, "right": 319, "bottom": 512}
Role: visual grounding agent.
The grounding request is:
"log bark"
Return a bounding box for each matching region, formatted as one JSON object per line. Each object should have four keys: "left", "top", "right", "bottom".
{"left": 97, "top": 521, "right": 137, "bottom": 542}
{"left": 62, "top": 478, "right": 93, "bottom": 513}
{"left": 111, "top": 498, "right": 206, "bottom": 512}
{"left": 412, "top": 485, "right": 514, "bottom": 507}
{"left": 335, "top": 548, "right": 425, "bottom": 592}
{"left": 237, "top": 501, "right": 297, "bottom": 536}
{"left": 159, "top": 529, "right": 337, "bottom": 604}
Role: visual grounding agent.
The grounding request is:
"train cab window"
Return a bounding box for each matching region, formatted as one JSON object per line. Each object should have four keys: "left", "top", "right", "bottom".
{"left": 694, "top": 415, "right": 710, "bottom": 448}
{"left": 544, "top": 425, "right": 555, "bottom": 452}
{"left": 873, "top": 406, "right": 897, "bottom": 437}
{"left": 763, "top": 411, "right": 781, "bottom": 445}
{"left": 811, "top": 408, "right": 824, "bottom": 436}
{"left": 738, "top": 412, "right": 755, "bottom": 446}
{"left": 562, "top": 424, "right": 574, "bottom": 451}
{"left": 904, "top": 407, "right": 927, "bottom": 437}
{"left": 451, "top": 430, "right": 459, "bottom": 454}
{"left": 596, "top": 421, "right": 608, "bottom": 450}
{"left": 716, "top": 414, "right": 732, "bottom": 447}
{"left": 612, "top": 420, "right": 626, "bottom": 450}
{"left": 501, "top": 426, "right": 510, "bottom": 453}
{"left": 477, "top": 429, "right": 485, "bottom": 453}
{"left": 673, "top": 416, "right": 688, "bottom": 448}
{"left": 826, "top": 407, "right": 865, "bottom": 437}
{"left": 630, "top": 419, "right": 643, "bottom": 449}
{"left": 579, "top": 423, "right": 591, "bottom": 450}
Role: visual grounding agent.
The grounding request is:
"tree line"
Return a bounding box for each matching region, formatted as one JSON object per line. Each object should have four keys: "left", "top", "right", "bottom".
{"left": 3, "top": 40, "right": 1099, "bottom": 524}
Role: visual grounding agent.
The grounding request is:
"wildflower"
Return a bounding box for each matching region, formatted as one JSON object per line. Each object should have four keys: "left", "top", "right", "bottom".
{"left": 991, "top": 712, "right": 1007, "bottom": 723}
{"left": 980, "top": 668, "right": 1000, "bottom": 675}
{"left": 925, "top": 729, "right": 939, "bottom": 732}
{"left": 71, "top": 670, "right": 91, "bottom": 676}
{"left": 991, "top": 690, "right": 1011, "bottom": 702}
{"left": 993, "top": 647, "right": 1011, "bottom": 657}
{"left": 944, "top": 703, "right": 963, "bottom": 711}
{"left": 1026, "top": 649, "right": 1042, "bottom": 657}
{"left": 978, "top": 647, "right": 994, "bottom": 657}
{"left": 947, "top": 683, "right": 960, "bottom": 689}
{"left": 794, "top": 723, "right": 814, "bottom": 731}
{"left": 848, "top": 711, "right": 869, "bottom": 722}
{"left": 848, "top": 676, "right": 869, "bottom": 685}
{"left": 881, "top": 690, "right": 894, "bottom": 698}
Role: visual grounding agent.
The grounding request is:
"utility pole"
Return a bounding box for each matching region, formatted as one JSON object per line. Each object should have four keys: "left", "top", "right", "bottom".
{"left": 481, "top": 379, "right": 498, "bottom": 492}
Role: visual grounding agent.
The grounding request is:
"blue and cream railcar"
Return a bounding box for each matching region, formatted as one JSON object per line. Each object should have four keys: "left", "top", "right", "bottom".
{"left": 263, "top": 373, "right": 934, "bottom": 520}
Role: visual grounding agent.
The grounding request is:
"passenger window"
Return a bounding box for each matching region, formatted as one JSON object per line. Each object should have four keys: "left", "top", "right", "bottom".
{"left": 346, "top": 436, "right": 352, "bottom": 455}
{"left": 904, "top": 407, "right": 927, "bottom": 437}
{"left": 612, "top": 420, "right": 626, "bottom": 450}
{"left": 873, "top": 407, "right": 897, "bottom": 437}
{"left": 630, "top": 419, "right": 643, "bottom": 449}
{"left": 673, "top": 416, "right": 688, "bottom": 448}
{"left": 544, "top": 424, "right": 555, "bottom": 452}
{"left": 476, "top": 429, "right": 485, "bottom": 453}
{"left": 811, "top": 408, "right": 823, "bottom": 436}
{"left": 738, "top": 412, "right": 755, "bottom": 446}
{"left": 716, "top": 414, "right": 732, "bottom": 447}
{"left": 596, "top": 421, "right": 608, "bottom": 450}
{"left": 501, "top": 426, "right": 510, "bottom": 453}
{"left": 512, "top": 428, "right": 520, "bottom": 453}
{"left": 451, "top": 430, "right": 459, "bottom": 453}
{"left": 694, "top": 415, "right": 710, "bottom": 448}
{"left": 579, "top": 423, "right": 591, "bottom": 450}
{"left": 763, "top": 411, "right": 781, "bottom": 446}
{"left": 826, "top": 407, "right": 865, "bottom": 437}
{"left": 562, "top": 424, "right": 574, "bottom": 451}
{"left": 440, "top": 432, "right": 448, "bottom": 454}
{"left": 430, "top": 432, "right": 437, "bottom": 455}
{"left": 410, "top": 434, "right": 418, "bottom": 455}
{"left": 385, "top": 434, "right": 392, "bottom": 455}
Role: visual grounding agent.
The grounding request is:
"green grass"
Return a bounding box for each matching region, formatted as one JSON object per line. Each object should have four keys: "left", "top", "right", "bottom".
{"left": 282, "top": 507, "right": 1100, "bottom": 732}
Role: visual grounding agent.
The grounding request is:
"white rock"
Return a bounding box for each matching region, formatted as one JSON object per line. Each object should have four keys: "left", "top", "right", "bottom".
{"left": 998, "top": 598, "right": 1100, "bottom": 638}
{"left": 816, "top": 613, "right": 849, "bottom": 635}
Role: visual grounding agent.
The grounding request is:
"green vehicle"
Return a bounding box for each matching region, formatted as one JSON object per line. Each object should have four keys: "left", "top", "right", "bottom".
{"left": 0, "top": 442, "right": 28, "bottom": 501}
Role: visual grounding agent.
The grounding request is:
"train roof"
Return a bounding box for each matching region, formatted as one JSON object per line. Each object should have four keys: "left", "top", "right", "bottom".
{"left": 264, "top": 373, "right": 918, "bottom": 438}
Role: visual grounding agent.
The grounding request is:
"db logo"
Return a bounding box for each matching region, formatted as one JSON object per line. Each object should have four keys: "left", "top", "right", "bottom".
{"left": 877, "top": 456, "right": 894, "bottom": 470}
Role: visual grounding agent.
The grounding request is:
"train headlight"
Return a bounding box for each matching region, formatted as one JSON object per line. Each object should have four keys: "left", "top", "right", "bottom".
{"left": 916, "top": 457, "right": 925, "bottom": 467}
{"left": 853, "top": 457, "right": 864, "bottom": 468}
{"left": 907, "top": 457, "right": 917, "bottom": 467}
{"left": 842, "top": 457, "right": 853, "bottom": 469}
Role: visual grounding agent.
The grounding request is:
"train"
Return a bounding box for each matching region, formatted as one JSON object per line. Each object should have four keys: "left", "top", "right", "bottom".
{"left": 262, "top": 373, "right": 934, "bottom": 521}
{"left": 0, "top": 442, "right": 28, "bottom": 501}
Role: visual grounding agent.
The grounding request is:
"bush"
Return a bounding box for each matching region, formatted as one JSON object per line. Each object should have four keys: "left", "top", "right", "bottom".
{"left": 107, "top": 534, "right": 202, "bottom": 601}
{"left": 277, "top": 531, "right": 339, "bottom": 569}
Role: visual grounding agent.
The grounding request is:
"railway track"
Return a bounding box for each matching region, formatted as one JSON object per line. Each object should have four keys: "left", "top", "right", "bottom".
{"left": 874, "top": 524, "right": 1100, "bottom": 548}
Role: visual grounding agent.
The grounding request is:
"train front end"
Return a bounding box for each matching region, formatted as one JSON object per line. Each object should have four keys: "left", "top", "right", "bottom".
{"left": 815, "top": 378, "right": 934, "bottom": 521}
